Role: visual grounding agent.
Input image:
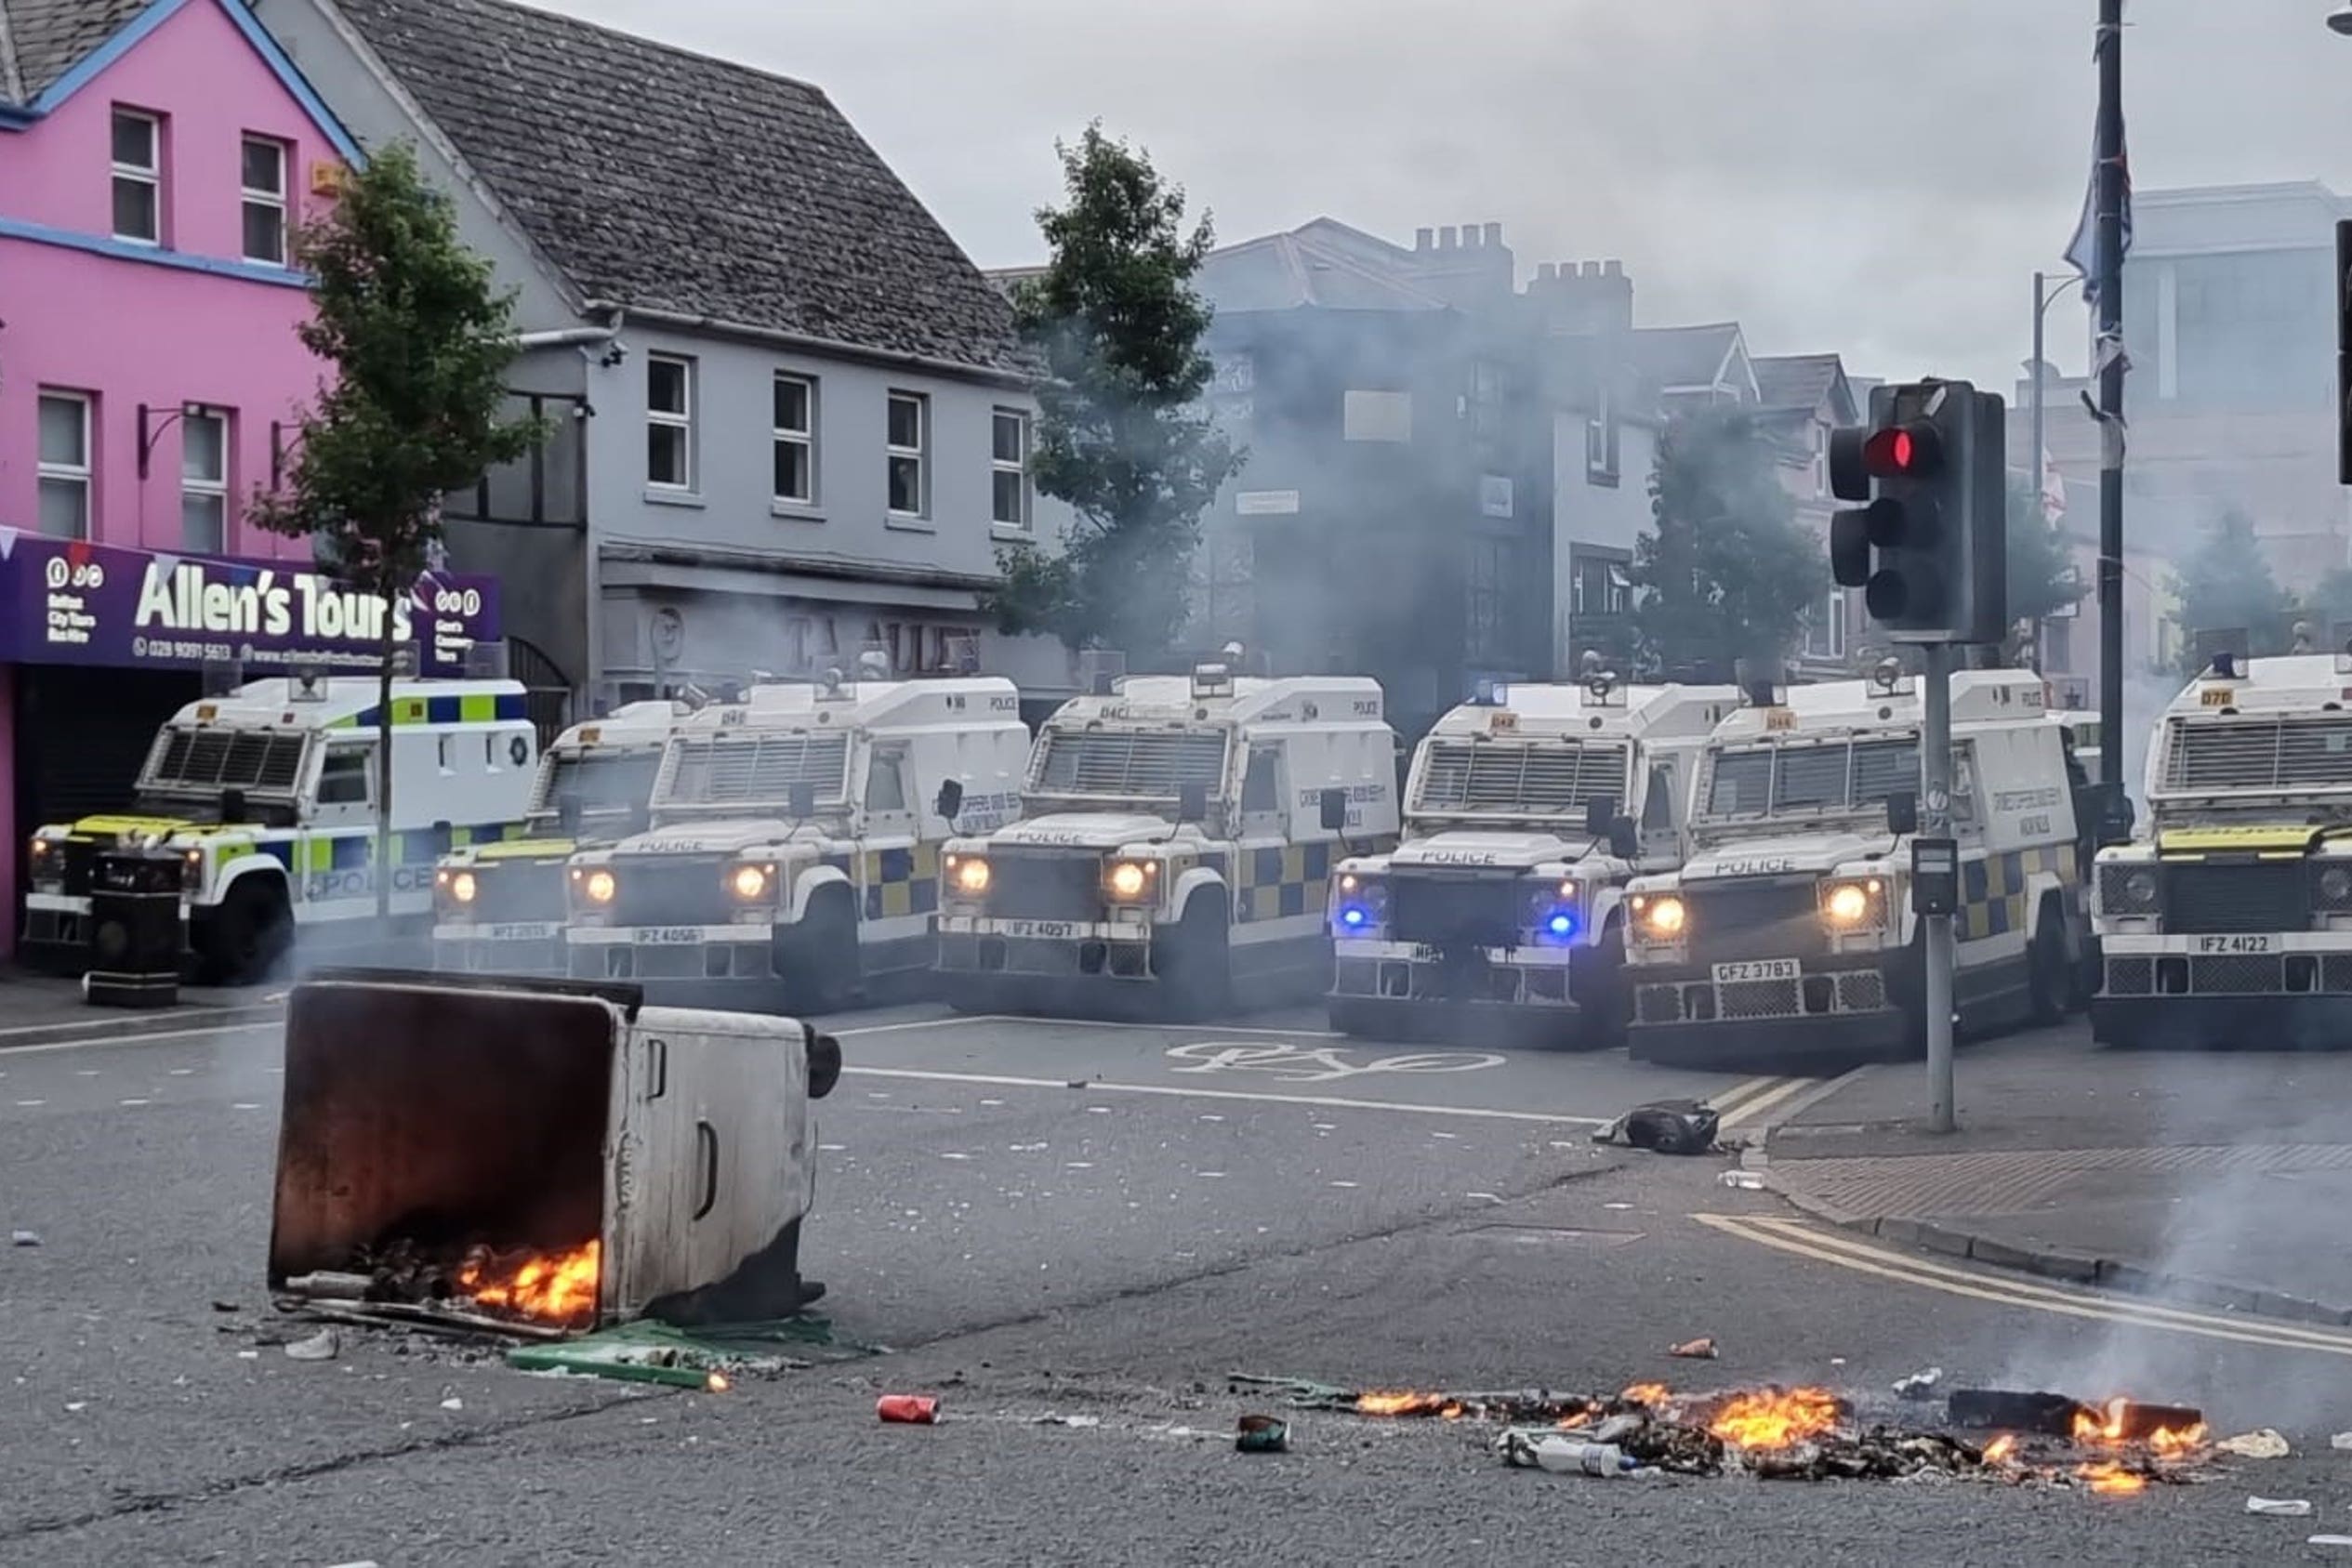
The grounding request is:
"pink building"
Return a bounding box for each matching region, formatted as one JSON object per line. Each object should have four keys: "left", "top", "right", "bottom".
{"left": 0, "top": 0, "right": 360, "bottom": 959}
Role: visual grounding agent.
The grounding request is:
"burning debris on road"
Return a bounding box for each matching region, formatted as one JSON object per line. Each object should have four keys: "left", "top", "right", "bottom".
{"left": 1232, "top": 1373, "right": 2224, "bottom": 1493}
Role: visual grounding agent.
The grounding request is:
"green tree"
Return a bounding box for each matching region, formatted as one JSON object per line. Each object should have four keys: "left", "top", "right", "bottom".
{"left": 2004, "top": 474, "right": 2086, "bottom": 661}
{"left": 2166, "top": 510, "right": 2294, "bottom": 676}
{"left": 1632, "top": 408, "right": 1825, "bottom": 679}
{"left": 989, "top": 125, "right": 1241, "bottom": 659}
{"left": 2294, "top": 567, "right": 2352, "bottom": 650}
{"left": 249, "top": 141, "right": 544, "bottom": 921}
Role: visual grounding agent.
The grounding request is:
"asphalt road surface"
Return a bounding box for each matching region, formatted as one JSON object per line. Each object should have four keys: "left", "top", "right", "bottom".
{"left": 7, "top": 1004, "right": 2352, "bottom": 1565}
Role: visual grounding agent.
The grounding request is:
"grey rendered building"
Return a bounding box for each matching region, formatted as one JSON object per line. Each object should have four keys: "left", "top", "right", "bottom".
{"left": 253, "top": 0, "right": 1074, "bottom": 720}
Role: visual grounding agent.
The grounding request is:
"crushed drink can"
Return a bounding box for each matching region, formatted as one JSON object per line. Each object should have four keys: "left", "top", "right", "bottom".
{"left": 877, "top": 1394, "right": 940, "bottom": 1424}
{"left": 1235, "top": 1414, "right": 1289, "bottom": 1453}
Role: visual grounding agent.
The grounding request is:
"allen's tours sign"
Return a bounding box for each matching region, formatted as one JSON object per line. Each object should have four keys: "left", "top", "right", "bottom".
{"left": 0, "top": 532, "right": 499, "bottom": 676}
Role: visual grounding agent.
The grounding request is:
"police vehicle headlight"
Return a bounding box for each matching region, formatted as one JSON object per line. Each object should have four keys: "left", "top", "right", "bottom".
{"left": 1334, "top": 873, "right": 1389, "bottom": 932}
{"left": 729, "top": 863, "right": 772, "bottom": 902}
{"left": 1529, "top": 878, "right": 1580, "bottom": 941}
{"left": 1104, "top": 860, "right": 1155, "bottom": 903}
{"left": 27, "top": 838, "right": 61, "bottom": 891}
{"left": 2098, "top": 863, "right": 2159, "bottom": 915}
{"left": 180, "top": 848, "right": 204, "bottom": 889}
{"left": 2319, "top": 865, "right": 2352, "bottom": 910}
{"left": 946, "top": 854, "right": 991, "bottom": 897}
{"left": 577, "top": 868, "right": 617, "bottom": 906}
{"left": 1632, "top": 893, "right": 1685, "bottom": 940}
{"left": 446, "top": 870, "right": 478, "bottom": 905}
{"left": 1821, "top": 878, "right": 1884, "bottom": 930}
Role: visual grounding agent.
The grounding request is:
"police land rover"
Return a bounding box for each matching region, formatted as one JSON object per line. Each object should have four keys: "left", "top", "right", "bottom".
{"left": 23, "top": 673, "right": 539, "bottom": 982}
{"left": 934, "top": 661, "right": 1400, "bottom": 1018}
{"left": 1325, "top": 672, "right": 1738, "bottom": 1043}
{"left": 1622, "top": 665, "right": 2085, "bottom": 1068}
{"left": 2091, "top": 643, "right": 2352, "bottom": 1049}
{"left": 431, "top": 700, "right": 707, "bottom": 975}
{"left": 565, "top": 665, "right": 1029, "bottom": 1008}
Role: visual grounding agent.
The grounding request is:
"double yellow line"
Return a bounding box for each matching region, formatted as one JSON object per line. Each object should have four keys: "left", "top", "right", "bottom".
{"left": 1698, "top": 1213, "right": 2352, "bottom": 1357}
{"left": 1710, "top": 1075, "right": 1815, "bottom": 1133}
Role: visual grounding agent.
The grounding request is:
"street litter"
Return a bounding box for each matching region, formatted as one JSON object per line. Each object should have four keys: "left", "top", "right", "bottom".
{"left": 1592, "top": 1099, "right": 1720, "bottom": 1155}
{"left": 2216, "top": 1429, "right": 2291, "bottom": 1459}
{"left": 1894, "top": 1368, "right": 1943, "bottom": 1403}
{"left": 284, "top": 1328, "right": 340, "bottom": 1362}
{"left": 1499, "top": 1431, "right": 1645, "bottom": 1477}
{"left": 1235, "top": 1415, "right": 1289, "bottom": 1454}
{"left": 439, "top": 1397, "right": 464, "bottom": 1411}
{"left": 10, "top": 1230, "right": 38, "bottom": 1247}
{"left": 506, "top": 1318, "right": 830, "bottom": 1390}
{"left": 879, "top": 1394, "right": 941, "bottom": 1424}
{"left": 1717, "top": 1170, "right": 1765, "bottom": 1191}
{"left": 1036, "top": 1414, "right": 1101, "bottom": 1429}
{"left": 2248, "top": 1497, "right": 2313, "bottom": 1516}
{"left": 1670, "top": 1337, "right": 1719, "bottom": 1360}
{"left": 2333, "top": 1431, "right": 2352, "bottom": 1451}
{"left": 2312, "top": 1536, "right": 2352, "bottom": 1548}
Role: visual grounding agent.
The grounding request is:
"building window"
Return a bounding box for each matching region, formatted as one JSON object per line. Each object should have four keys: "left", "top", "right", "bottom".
{"left": 1466, "top": 538, "right": 1510, "bottom": 663}
{"left": 37, "top": 391, "right": 93, "bottom": 540}
{"left": 181, "top": 409, "right": 228, "bottom": 553}
{"left": 1804, "top": 588, "right": 1849, "bottom": 661}
{"left": 886, "top": 391, "right": 928, "bottom": 518}
{"left": 991, "top": 409, "right": 1030, "bottom": 529}
{"left": 1570, "top": 565, "right": 1586, "bottom": 618}
{"left": 773, "top": 373, "right": 815, "bottom": 505}
{"left": 240, "top": 137, "right": 289, "bottom": 266}
{"left": 1605, "top": 562, "right": 1632, "bottom": 614}
{"left": 111, "top": 108, "right": 162, "bottom": 244}
{"left": 646, "top": 354, "right": 694, "bottom": 490}
{"left": 1584, "top": 388, "right": 1620, "bottom": 485}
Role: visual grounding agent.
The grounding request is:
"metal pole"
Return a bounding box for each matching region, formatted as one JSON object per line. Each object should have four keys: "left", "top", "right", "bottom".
{"left": 2095, "top": 0, "right": 2126, "bottom": 814}
{"left": 1922, "top": 640, "right": 1956, "bottom": 1132}
{"left": 2031, "top": 270, "right": 2048, "bottom": 676}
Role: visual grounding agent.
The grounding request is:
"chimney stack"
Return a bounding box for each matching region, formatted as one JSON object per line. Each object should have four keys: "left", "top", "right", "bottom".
{"left": 1530, "top": 257, "right": 1634, "bottom": 336}
{"left": 1483, "top": 221, "right": 1503, "bottom": 248}
{"left": 1439, "top": 225, "right": 1459, "bottom": 250}
{"left": 1537, "top": 262, "right": 1559, "bottom": 283}
{"left": 1415, "top": 227, "right": 1434, "bottom": 252}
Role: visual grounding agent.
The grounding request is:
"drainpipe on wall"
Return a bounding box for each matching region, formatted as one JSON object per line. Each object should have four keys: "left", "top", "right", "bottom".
{"left": 505, "top": 310, "right": 623, "bottom": 712}
{"left": 513, "top": 310, "right": 624, "bottom": 351}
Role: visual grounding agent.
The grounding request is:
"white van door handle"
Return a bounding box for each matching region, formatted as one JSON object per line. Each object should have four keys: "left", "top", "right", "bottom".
{"left": 692, "top": 1120, "right": 719, "bottom": 1220}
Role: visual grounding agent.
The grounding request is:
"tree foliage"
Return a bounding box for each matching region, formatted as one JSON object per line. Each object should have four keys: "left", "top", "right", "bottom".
{"left": 2002, "top": 474, "right": 2086, "bottom": 664}
{"left": 1632, "top": 408, "right": 1825, "bottom": 679}
{"left": 2165, "top": 510, "right": 2295, "bottom": 675}
{"left": 989, "top": 125, "right": 1241, "bottom": 658}
{"left": 248, "top": 141, "right": 543, "bottom": 916}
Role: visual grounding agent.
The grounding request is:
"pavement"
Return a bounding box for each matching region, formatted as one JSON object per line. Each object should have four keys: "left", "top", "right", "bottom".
{"left": 11, "top": 995, "right": 2352, "bottom": 1561}
{"left": 0, "top": 967, "right": 280, "bottom": 1048}
{"left": 1763, "top": 1021, "right": 2352, "bottom": 1326}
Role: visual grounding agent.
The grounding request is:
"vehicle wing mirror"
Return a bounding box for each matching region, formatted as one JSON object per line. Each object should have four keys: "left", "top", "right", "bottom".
{"left": 789, "top": 781, "right": 816, "bottom": 819}
{"left": 557, "top": 793, "right": 584, "bottom": 838}
{"left": 221, "top": 787, "right": 248, "bottom": 824}
{"left": 1884, "top": 789, "right": 1920, "bottom": 837}
{"left": 1584, "top": 795, "right": 1619, "bottom": 838}
{"left": 1178, "top": 782, "right": 1208, "bottom": 823}
{"left": 1319, "top": 787, "right": 1350, "bottom": 833}
{"left": 1608, "top": 816, "right": 1640, "bottom": 860}
{"left": 934, "top": 779, "right": 965, "bottom": 821}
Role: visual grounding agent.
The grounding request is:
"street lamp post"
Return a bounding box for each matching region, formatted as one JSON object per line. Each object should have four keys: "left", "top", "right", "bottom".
{"left": 2029, "top": 270, "right": 2084, "bottom": 678}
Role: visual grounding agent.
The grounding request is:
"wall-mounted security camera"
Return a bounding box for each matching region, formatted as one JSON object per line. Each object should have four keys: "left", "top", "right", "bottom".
{"left": 599, "top": 341, "right": 629, "bottom": 369}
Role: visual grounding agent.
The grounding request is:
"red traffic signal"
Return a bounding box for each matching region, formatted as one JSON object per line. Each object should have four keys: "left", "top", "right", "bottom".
{"left": 1863, "top": 422, "right": 1941, "bottom": 478}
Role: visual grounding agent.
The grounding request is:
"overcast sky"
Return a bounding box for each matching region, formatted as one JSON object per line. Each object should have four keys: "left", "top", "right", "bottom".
{"left": 540, "top": 0, "right": 2351, "bottom": 391}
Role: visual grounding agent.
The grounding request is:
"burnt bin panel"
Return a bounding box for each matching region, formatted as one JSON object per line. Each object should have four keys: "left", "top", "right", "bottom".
{"left": 268, "top": 982, "right": 613, "bottom": 1282}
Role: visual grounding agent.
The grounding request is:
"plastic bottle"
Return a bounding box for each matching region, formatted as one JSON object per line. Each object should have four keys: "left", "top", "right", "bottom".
{"left": 1528, "top": 1438, "right": 1641, "bottom": 1477}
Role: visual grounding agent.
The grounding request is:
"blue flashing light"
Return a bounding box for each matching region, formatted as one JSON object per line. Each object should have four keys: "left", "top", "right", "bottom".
{"left": 1341, "top": 905, "right": 1370, "bottom": 929}
{"left": 1546, "top": 912, "right": 1576, "bottom": 939}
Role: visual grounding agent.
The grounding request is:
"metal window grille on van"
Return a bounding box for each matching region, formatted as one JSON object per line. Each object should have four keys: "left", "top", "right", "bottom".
{"left": 657, "top": 733, "right": 850, "bottom": 808}
{"left": 1033, "top": 731, "right": 1228, "bottom": 799}
{"left": 1412, "top": 740, "right": 1629, "bottom": 815}
{"left": 535, "top": 751, "right": 662, "bottom": 813}
{"left": 142, "top": 728, "right": 308, "bottom": 793}
{"left": 2162, "top": 717, "right": 2352, "bottom": 793}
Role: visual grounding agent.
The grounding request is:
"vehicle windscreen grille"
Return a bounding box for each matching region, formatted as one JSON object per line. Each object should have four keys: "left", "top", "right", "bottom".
{"left": 2160, "top": 862, "right": 2307, "bottom": 935}
{"left": 1683, "top": 880, "right": 1825, "bottom": 965}
{"left": 1034, "top": 731, "right": 1226, "bottom": 799}
{"left": 660, "top": 734, "right": 848, "bottom": 808}
{"left": 1413, "top": 742, "right": 1628, "bottom": 815}
{"left": 1390, "top": 876, "right": 1525, "bottom": 947}
{"left": 2163, "top": 718, "right": 2352, "bottom": 793}
{"left": 988, "top": 855, "right": 1105, "bottom": 922}
{"left": 146, "top": 728, "right": 307, "bottom": 793}
{"left": 611, "top": 856, "right": 729, "bottom": 927}
{"left": 472, "top": 862, "right": 565, "bottom": 923}
{"left": 537, "top": 751, "right": 662, "bottom": 812}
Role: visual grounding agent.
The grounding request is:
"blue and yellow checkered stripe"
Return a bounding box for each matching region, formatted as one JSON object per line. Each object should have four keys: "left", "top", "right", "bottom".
{"left": 821, "top": 842, "right": 943, "bottom": 921}
{"left": 328, "top": 692, "right": 529, "bottom": 730}
{"left": 1228, "top": 840, "right": 1332, "bottom": 924}
{"left": 1959, "top": 843, "right": 2079, "bottom": 942}
{"left": 235, "top": 822, "right": 533, "bottom": 876}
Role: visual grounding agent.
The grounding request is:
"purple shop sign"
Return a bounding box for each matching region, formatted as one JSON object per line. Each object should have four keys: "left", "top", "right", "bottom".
{"left": 0, "top": 531, "right": 500, "bottom": 677}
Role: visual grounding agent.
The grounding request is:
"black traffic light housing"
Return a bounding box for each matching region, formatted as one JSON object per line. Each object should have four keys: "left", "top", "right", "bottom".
{"left": 2337, "top": 218, "right": 2352, "bottom": 486}
{"left": 1826, "top": 379, "right": 2007, "bottom": 645}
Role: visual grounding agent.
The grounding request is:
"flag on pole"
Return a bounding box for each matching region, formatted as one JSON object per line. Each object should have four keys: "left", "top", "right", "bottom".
{"left": 2064, "top": 123, "right": 2132, "bottom": 308}
{"left": 2039, "top": 445, "right": 2068, "bottom": 524}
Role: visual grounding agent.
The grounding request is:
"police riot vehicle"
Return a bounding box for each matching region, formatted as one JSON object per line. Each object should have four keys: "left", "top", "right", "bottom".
{"left": 2090, "top": 642, "right": 2352, "bottom": 1049}
{"left": 934, "top": 660, "right": 1399, "bottom": 1018}
{"left": 1621, "top": 665, "right": 2084, "bottom": 1069}
{"left": 1325, "top": 670, "right": 1738, "bottom": 1043}
{"left": 565, "top": 663, "right": 1028, "bottom": 1008}
{"left": 23, "top": 673, "right": 538, "bottom": 982}
{"left": 432, "top": 700, "right": 707, "bottom": 975}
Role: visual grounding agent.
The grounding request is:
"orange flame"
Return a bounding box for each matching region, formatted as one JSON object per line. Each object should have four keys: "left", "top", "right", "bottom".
{"left": 457, "top": 1239, "right": 601, "bottom": 1324}
{"left": 1708, "top": 1388, "right": 1843, "bottom": 1451}
{"left": 1354, "top": 1391, "right": 1462, "bottom": 1418}
{"left": 706, "top": 1372, "right": 730, "bottom": 1393}
{"left": 2069, "top": 1398, "right": 2205, "bottom": 1454}
{"left": 2079, "top": 1461, "right": 2147, "bottom": 1496}
{"left": 1619, "top": 1382, "right": 1672, "bottom": 1407}
{"left": 1981, "top": 1434, "right": 2016, "bottom": 1466}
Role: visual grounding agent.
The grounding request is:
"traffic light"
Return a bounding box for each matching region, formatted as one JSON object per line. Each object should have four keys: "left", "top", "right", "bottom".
{"left": 2336, "top": 218, "right": 2352, "bottom": 486}
{"left": 1826, "top": 379, "right": 2007, "bottom": 645}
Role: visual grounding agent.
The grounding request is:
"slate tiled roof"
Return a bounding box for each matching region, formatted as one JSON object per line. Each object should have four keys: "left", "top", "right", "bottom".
{"left": 1194, "top": 230, "right": 1451, "bottom": 314}
{"left": 1752, "top": 352, "right": 1844, "bottom": 414}
{"left": 1623, "top": 323, "right": 1742, "bottom": 390}
{"left": 330, "top": 0, "right": 1025, "bottom": 375}
{"left": 2, "top": 0, "right": 152, "bottom": 104}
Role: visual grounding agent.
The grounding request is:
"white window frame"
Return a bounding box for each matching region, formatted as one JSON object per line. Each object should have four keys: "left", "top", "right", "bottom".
{"left": 240, "top": 135, "right": 288, "bottom": 266}
{"left": 886, "top": 390, "right": 929, "bottom": 520}
{"left": 990, "top": 408, "right": 1031, "bottom": 530}
{"left": 646, "top": 354, "right": 694, "bottom": 492}
{"left": 111, "top": 108, "right": 161, "bottom": 245}
{"left": 36, "top": 390, "right": 93, "bottom": 541}
{"left": 180, "top": 408, "right": 228, "bottom": 552}
{"left": 772, "top": 372, "right": 816, "bottom": 506}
